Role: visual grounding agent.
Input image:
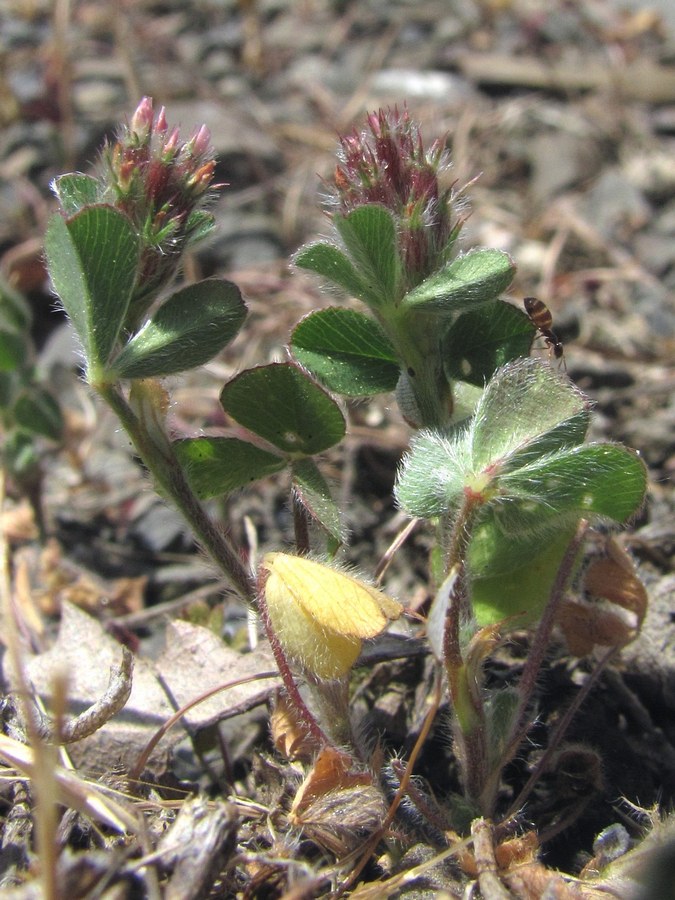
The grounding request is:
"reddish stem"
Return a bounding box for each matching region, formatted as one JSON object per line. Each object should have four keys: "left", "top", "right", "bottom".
{"left": 256, "top": 570, "right": 331, "bottom": 748}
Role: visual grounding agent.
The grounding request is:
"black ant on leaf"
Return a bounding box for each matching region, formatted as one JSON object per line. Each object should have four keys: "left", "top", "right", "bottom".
{"left": 523, "top": 296, "right": 566, "bottom": 370}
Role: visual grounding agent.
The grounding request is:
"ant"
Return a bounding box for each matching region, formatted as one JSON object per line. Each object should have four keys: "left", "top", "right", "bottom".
{"left": 523, "top": 296, "right": 565, "bottom": 369}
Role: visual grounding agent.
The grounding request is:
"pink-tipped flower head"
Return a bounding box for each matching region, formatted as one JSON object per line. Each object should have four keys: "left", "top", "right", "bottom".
{"left": 102, "top": 97, "right": 217, "bottom": 319}
{"left": 331, "top": 107, "right": 462, "bottom": 290}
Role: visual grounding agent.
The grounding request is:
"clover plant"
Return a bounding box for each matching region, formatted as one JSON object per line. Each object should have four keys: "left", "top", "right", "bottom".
{"left": 43, "top": 100, "right": 647, "bottom": 834}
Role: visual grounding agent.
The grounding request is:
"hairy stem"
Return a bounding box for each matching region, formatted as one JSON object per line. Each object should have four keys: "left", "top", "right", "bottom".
{"left": 387, "top": 316, "right": 453, "bottom": 430}
{"left": 96, "top": 382, "right": 254, "bottom": 605}
{"left": 442, "top": 493, "right": 488, "bottom": 808}
{"left": 291, "top": 488, "right": 310, "bottom": 556}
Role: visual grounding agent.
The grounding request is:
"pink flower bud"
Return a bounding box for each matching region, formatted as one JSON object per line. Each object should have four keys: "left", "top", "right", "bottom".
{"left": 163, "top": 127, "right": 180, "bottom": 155}
{"left": 130, "top": 96, "right": 154, "bottom": 138}
{"left": 156, "top": 106, "right": 168, "bottom": 135}
{"left": 190, "top": 124, "right": 211, "bottom": 157}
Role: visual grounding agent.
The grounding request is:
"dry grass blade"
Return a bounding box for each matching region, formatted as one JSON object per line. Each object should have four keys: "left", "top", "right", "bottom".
{"left": 347, "top": 837, "right": 473, "bottom": 899}
{"left": 0, "top": 733, "right": 140, "bottom": 834}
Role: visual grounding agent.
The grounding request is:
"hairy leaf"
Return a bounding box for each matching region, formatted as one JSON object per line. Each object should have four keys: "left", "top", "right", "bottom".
{"left": 291, "top": 307, "right": 398, "bottom": 396}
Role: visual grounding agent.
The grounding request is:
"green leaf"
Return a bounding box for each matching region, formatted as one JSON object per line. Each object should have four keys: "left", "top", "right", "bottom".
{"left": 174, "top": 437, "right": 285, "bottom": 498}
{"left": 471, "top": 529, "right": 577, "bottom": 627}
{"left": 0, "top": 329, "right": 26, "bottom": 373}
{"left": 395, "top": 357, "right": 645, "bottom": 555}
{"left": 470, "top": 358, "right": 587, "bottom": 472}
{"left": 333, "top": 205, "right": 401, "bottom": 308}
{"left": 2, "top": 430, "right": 40, "bottom": 477}
{"left": 450, "top": 380, "right": 485, "bottom": 425}
{"left": 293, "top": 242, "right": 372, "bottom": 303}
{"left": 496, "top": 443, "right": 648, "bottom": 532}
{"left": 291, "top": 458, "right": 343, "bottom": 543}
{"left": 467, "top": 441, "right": 646, "bottom": 600}
{"left": 394, "top": 430, "right": 471, "bottom": 518}
{"left": 220, "top": 363, "right": 346, "bottom": 456}
{"left": 485, "top": 687, "right": 520, "bottom": 768}
{"left": 402, "top": 249, "right": 515, "bottom": 316}
{"left": 110, "top": 279, "right": 247, "bottom": 378}
{"left": 14, "top": 387, "right": 63, "bottom": 441}
{"left": 291, "top": 307, "right": 399, "bottom": 396}
{"left": 185, "top": 210, "right": 216, "bottom": 246}
{"left": 443, "top": 302, "right": 535, "bottom": 386}
{"left": 44, "top": 206, "right": 140, "bottom": 367}
{"left": 468, "top": 517, "right": 563, "bottom": 577}
{"left": 51, "top": 173, "right": 101, "bottom": 215}
{"left": 503, "top": 411, "right": 591, "bottom": 471}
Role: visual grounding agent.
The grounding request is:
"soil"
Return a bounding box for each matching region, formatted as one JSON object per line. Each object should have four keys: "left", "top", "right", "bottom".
{"left": 1, "top": 1, "right": 674, "bottom": 897}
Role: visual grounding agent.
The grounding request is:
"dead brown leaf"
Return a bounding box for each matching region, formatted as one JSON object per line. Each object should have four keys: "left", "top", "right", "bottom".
{"left": 155, "top": 619, "right": 280, "bottom": 729}
{"left": 2, "top": 604, "right": 280, "bottom": 776}
{"left": 289, "top": 746, "right": 373, "bottom": 822}
{"left": 270, "top": 691, "right": 323, "bottom": 762}
{"left": 5, "top": 602, "right": 175, "bottom": 773}
{"left": 558, "top": 540, "right": 647, "bottom": 656}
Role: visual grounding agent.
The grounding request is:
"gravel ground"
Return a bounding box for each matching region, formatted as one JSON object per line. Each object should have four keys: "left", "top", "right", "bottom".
{"left": 1, "top": 0, "right": 674, "bottom": 896}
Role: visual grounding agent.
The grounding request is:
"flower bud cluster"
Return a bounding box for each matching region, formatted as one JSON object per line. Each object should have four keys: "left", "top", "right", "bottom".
{"left": 103, "top": 97, "right": 217, "bottom": 314}
{"left": 331, "top": 107, "right": 460, "bottom": 289}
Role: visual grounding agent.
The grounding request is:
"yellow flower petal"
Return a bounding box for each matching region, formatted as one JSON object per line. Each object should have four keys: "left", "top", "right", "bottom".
{"left": 263, "top": 553, "right": 401, "bottom": 680}
{"left": 264, "top": 553, "right": 401, "bottom": 638}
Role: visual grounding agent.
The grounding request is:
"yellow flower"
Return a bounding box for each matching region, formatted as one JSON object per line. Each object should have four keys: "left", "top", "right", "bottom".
{"left": 263, "top": 553, "right": 402, "bottom": 680}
